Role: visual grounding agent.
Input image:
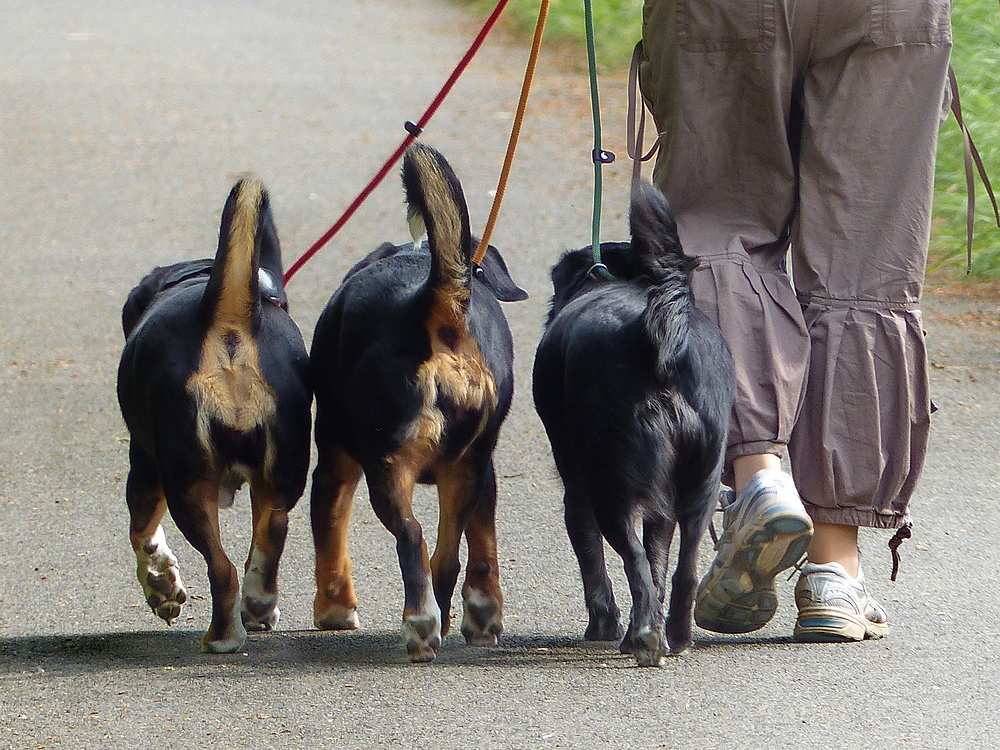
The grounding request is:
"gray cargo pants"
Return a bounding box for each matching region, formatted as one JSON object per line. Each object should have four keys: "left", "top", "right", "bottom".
{"left": 639, "top": 0, "right": 952, "bottom": 528}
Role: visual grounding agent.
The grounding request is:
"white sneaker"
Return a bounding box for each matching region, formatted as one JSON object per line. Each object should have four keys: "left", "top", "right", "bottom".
{"left": 794, "top": 561, "right": 889, "bottom": 642}
{"left": 694, "top": 470, "right": 814, "bottom": 634}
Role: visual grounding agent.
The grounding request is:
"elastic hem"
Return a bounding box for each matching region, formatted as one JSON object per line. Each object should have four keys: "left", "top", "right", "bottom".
{"left": 803, "top": 504, "right": 911, "bottom": 531}
{"left": 726, "top": 441, "right": 786, "bottom": 462}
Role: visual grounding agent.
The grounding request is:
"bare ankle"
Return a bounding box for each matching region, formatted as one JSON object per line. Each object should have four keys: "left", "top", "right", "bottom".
{"left": 808, "top": 523, "right": 859, "bottom": 577}
{"left": 732, "top": 454, "right": 783, "bottom": 495}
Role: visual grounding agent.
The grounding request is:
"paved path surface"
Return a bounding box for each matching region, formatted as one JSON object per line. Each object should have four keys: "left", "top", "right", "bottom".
{"left": 2, "top": 1, "right": 998, "bottom": 748}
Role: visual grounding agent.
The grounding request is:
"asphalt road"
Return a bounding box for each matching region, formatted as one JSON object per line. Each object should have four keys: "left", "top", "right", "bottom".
{"left": 2, "top": 1, "right": 998, "bottom": 748}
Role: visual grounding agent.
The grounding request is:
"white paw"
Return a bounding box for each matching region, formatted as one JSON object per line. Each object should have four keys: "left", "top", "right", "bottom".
{"left": 241, "top": 548, "right": 279, "bottom": 631}
{"left": 135, "top": 526, "right": 187, "bottom": 624}
{"left": 314, "top": 604, "right": 360, "bottom": 631}
{"left": 202, "top": 600, "right": 248, "bottom": 654}
{"left": 403, "top": 582, "right": 442, "bottom": 663}
{"left": 461, "top": 588, "right": 503, "bottom": 646}
{"left": 631, "top": 626, "right": 667, "bottom": 668}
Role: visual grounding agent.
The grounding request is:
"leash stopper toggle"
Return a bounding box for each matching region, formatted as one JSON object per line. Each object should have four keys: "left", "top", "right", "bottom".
{"left": 592, "top": 149, "right": 615, "bottom": 164}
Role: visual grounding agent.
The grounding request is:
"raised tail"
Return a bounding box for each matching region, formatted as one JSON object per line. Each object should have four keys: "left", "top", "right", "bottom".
{"left": 629, "top": 180, "right": 699, "bottom": 380}
{"left": 201, "top": 176, "right": 287, "bottom": 326}
{"left": 188, "top": 177, "right": 278, "bottom": 457}
{"left": 402, "top": 143, "right": 474, "bottom": 322}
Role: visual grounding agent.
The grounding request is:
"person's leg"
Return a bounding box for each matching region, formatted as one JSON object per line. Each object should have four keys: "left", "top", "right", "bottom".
{"left": 640, "top": 0, "right": 810, "bottom": 477}
{"left": 789, "top": 0, "right": 952, "bottom": 640}
{"left": 790, "top": 0, "right": 952, "bottom": 537}
{"left": 640, "top": 0, "right": 815, "bottom": 634}
{"left": 732, "top": 454, "right": 781, "bottom": 495}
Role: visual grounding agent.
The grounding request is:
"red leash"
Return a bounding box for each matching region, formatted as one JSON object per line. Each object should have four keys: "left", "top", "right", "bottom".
{"left": 284, "top": 0, "right": 511, "bottom": 284}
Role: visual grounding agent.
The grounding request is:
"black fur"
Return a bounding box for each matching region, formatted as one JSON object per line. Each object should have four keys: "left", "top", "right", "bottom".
{"left": 116, "top": 179, "right": 311, "bottom": 653}
{"left": 532, "top": 181, "right": 735, "bottom": 665}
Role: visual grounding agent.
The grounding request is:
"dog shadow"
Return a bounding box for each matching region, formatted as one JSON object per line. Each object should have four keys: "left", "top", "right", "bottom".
{"left": 0, "top": 629, "right": 797, "bottom": 675}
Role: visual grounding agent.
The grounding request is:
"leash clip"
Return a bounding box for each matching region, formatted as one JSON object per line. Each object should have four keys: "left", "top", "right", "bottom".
{"left": 592, "top": 148, "right": 615, "bottom": 164}
{"left": 404, "top": 121, "right": 423, "bottom": 137}
{"left": 587, "top": 262, "right": 615, "bottom": 281}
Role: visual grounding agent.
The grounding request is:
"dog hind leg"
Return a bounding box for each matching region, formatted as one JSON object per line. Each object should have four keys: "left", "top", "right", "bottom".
{"left": 366, "top": 460, "right": 441, "bottom": 663}
{"left": 643, "top": 516, "right": 676, "bottom": 642}
{"left": 666, "top": 498, "right": 713, "bottom": 655}
{"left": 126, "top": 444, "right": 187, "bottom": 624}
{"left": 241, "top": 480, "right": 291, "bottom": 632}
{"left": 600, "top": 511, "right": 667, "bottom": 667}
{"left": 310, "top": 446, "right": 363, "bottom": 631}
{"left": 429, "top": 461, "right": 472, "bottom": 639}
{"left": 166, "top": 476, "right": 246, "bottom": 653}
{"left": 455, "top": 459, "right": 504, "bottom": 646}
{"left": 563, "top": 482, "right": 623, "bottom": 642}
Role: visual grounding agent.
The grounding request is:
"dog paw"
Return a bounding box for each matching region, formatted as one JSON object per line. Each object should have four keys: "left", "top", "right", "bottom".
{"left": 403, "top": 614, "right": 442, "bottom": 663}
{"left": 314, "top": 601, "right": 361, "bottom": 631}
{"left": 584, "top": 610, "right": 623, "bottom": 642}
{"left": 621, "top": 625, "right": 666, "bottom": 667}
{"left": 201, "top": 624, "right": 248, "bottom": 654}
{"left": 202, "top": 599, "right": 248, "bottom": 653}
{"left": 135, "top": 526, "right": 187, "bottom": 625}
{"left": 241, "top": 599, "right": 280, "bottom": 632}
{"left": 460, "top": 589, "right": 503, "bottom": 646}
{"left": 241, "top": 558, "right": 279, "bottom": 631}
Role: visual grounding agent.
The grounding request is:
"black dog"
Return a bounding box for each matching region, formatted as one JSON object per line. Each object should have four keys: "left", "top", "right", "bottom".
{"left": 309, "top": 143, "right": 526, "bottom": 662}
{"left": 532, "top": 182, "right": 734, "bottom": 665}
{"left": 117, "top": 178, "right": 311, "bottom": 653}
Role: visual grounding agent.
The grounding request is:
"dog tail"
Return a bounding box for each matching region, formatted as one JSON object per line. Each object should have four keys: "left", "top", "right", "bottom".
{"left": 188, "top": 178, "right": 280, "bottom": 460}
{"left": 201, "top": 177, "right": 273, "bottom": 327}
{"left": 402, "top": 143, "right": 474, "bottom": 321}
{"left": 630, "top": 181, "right": 699, "bottom": 380}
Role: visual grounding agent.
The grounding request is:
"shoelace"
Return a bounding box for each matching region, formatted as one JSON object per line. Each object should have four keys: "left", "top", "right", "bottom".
{"left": 706, "top": 487, "right": 737, "bottom": 549}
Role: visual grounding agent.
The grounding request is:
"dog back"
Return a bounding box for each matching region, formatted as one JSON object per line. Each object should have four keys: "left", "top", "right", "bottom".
{"left": 536, "top": 183, "right": 734, "bottom": 495}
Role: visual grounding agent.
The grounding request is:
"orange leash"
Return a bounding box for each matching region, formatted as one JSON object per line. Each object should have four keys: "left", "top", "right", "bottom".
{"left": 472, "top": 0, "right": 550, "bottom": 266}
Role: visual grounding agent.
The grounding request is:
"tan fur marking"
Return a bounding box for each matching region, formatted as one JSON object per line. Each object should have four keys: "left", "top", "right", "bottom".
{"left": 405, "top": 311, "right": 498, "bottom": 457}
{"left": 188, "top": 331, "right": 276, "bottom": 465}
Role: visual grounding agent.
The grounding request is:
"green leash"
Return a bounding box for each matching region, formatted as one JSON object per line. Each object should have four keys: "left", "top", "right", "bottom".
{"left": 584, "top": 0, "right": 616, "bottom": 280}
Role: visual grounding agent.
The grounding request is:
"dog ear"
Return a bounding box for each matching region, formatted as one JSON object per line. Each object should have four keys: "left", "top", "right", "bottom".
{"left": 473, "top": 245, "right": 528, "bottom": 302}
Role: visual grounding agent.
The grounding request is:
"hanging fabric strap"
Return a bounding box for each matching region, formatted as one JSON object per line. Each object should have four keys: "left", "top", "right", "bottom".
{"left": 948, "top": 66, "right": 1000, "bottom": 273}
{"left": 626, "top": 42, "right": 662, "bottom": 184}
{"left": 888, "top": 523, "right": 912, "bottom": 582}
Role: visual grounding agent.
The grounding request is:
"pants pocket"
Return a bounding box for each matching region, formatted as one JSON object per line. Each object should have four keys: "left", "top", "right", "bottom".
{"left": 677, "top": 0, "right": 776, "bottom": 53}
{"left": 869, "top": 0, "right": 952, "bottom": 47}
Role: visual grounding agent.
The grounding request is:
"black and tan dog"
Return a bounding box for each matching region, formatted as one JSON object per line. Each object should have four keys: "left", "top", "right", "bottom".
{"left": 532, "top": 182, "right": 735, "bottom": 666}
{"left": 309, "top": 143, "right": 526, "bottom": 662}
{"left": 116, "top": 178, "right": 311, "bottom": 653}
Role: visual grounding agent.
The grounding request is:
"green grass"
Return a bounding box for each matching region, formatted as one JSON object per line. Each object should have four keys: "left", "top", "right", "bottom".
{"left": 460, "top": 0, "right": 1000, "bottom": 280}
{"left": 932, "top": 0, "right": 1000, "bottom": 278}
{"left": 463, "top": 0, "right": 643, "bottom": 68}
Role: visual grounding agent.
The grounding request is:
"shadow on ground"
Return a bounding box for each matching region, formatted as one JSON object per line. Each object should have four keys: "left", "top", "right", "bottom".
{"left": 0, "top": 628, "right": 799, "bottom": 675}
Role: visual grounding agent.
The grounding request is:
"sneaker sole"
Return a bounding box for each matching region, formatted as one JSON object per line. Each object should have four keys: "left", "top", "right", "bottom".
{"left": 794, "top": 607, "right": 888, "bottom": 643}
{"left": 694, "top": 510, "right": 813, "bottom": 635}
